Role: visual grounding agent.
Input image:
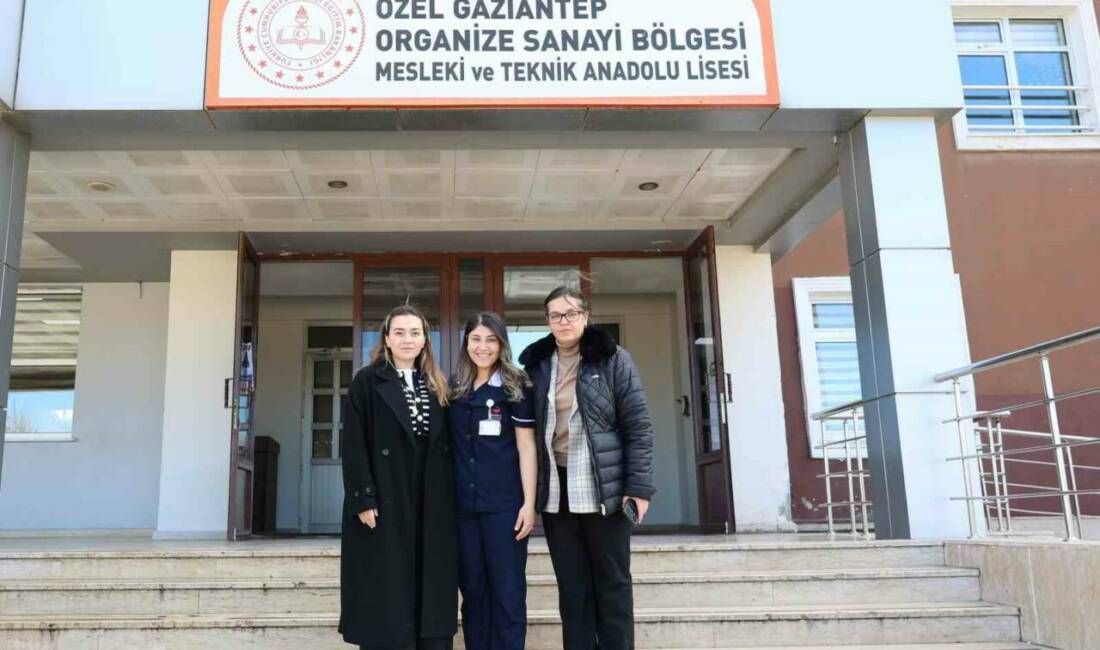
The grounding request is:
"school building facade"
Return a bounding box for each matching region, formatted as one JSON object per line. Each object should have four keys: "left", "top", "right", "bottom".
{"left": 0, "top": 0, "right": 1095, "bottom": 544}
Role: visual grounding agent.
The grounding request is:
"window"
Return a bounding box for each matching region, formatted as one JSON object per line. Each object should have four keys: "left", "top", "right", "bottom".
{"left": 6, "top": 285, "right": 82, "bottom": 442}
{"left": 952, "top": 2, "right": 1100, "bottom": 149}
{"left": 306, "top": 325, "right": 353, "bottom": 462}
{"left": 792, "top": 278, "right": 863, "bottom": 459}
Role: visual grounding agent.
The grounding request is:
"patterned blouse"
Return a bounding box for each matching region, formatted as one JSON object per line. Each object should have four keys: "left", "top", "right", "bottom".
{"left": 397, "top": 368, "right": 431, "bottom": 438}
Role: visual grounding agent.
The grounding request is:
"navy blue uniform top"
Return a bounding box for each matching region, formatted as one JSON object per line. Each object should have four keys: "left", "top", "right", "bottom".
{"left": 448, "top": 371, "right": 535, "bottom": 514}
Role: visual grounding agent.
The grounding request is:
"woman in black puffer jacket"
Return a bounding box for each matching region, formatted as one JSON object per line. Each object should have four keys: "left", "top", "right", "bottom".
{"left": 518, "top": 285, "right": 655, "bottom": 650}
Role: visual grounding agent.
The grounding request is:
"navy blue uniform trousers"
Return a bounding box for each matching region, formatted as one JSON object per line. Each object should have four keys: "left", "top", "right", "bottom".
{"left": 457, "top": 511, "right": 528, "bottom": 650}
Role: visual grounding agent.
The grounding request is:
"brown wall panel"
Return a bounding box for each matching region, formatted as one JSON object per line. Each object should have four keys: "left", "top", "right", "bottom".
{"left": 776, "top": 124, "right": 1100, "bottom": 523}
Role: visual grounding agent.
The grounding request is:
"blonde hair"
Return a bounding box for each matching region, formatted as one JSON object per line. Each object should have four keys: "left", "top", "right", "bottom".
{"left": 370, "top": 304, "right": 450, "bottom": 406}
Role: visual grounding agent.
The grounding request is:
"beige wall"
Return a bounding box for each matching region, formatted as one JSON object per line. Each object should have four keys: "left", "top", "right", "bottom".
{"left": 155, "top": 251, "right": 239, "bottom": 539}
{"left": 947, "top": 540, "right": 1100, "bottom": 650}
{"left": 0, "top": 283, "right": 170, "bottom": 532}
{"left": 593, "top": 293, "right": 696, "bottom": 527}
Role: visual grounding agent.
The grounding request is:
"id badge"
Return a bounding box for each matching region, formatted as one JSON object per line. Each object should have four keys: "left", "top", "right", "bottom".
{"left": 479, "top": 398, "right": 502, "bottom": 436}
{"left": 478, "top": 419, "right": 502, "bottom": 436}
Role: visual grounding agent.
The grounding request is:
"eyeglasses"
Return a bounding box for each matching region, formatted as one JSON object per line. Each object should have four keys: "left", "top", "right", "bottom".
{"left": 547, "top": 310, "right": 585, "bottom": 324}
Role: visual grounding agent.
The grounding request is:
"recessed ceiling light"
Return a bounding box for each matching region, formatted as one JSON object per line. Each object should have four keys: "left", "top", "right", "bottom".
{"left": 42, "top": 319, "right": 80, "bottom": 326}
{"left": 638, "top": 182, "right": 660, "bottom": 191}
{"left": 650, "top": 239, "right": 674, "bottom": 245}
{"left": 86, "top": 181, "right": 116, "bottom": 193}
{"left": 327, "top": 180, "right": 349, "bottom": 189}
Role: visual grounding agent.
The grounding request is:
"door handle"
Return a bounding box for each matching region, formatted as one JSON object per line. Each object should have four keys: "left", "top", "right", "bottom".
{"left": 725, "top": 373, "right": 733, "bottom": 402}
{"left": 676, "top": 395, "right": 691, "bottom": 417}
{"left": 224, "top": 378, "right": 233, "bottom": 408}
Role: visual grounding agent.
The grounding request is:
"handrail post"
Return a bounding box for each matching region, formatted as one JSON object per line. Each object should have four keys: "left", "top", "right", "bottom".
{"left": 854, "top": 409, "right": 870, "bottom": 539}
{"left": 1066, "top": 445, "right": 1085, "bottom": 541}
{"left": 974, "top": 417, "right": 993, "bottom": 530}
{"left": 988, "top": 417, "right": 1005, "bottom": 532}
{"left": 952, "top": 379, "right": 979, "bottom": 538}
{"left": 843, "top": 416, "right": 857, "bottom": 539}
{"left": 820, "top": 419, "right": 835, "bottom": 538}
{"left": 995, "top": 417, "right": 1012, "bottom": 532}
{"left": 1039, "top": 353, "right": 1079, "bottom": 541}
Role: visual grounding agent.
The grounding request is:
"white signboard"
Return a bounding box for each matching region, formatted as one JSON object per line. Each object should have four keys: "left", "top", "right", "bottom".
{"left": 206, "top": 0, "right": 778, "bottom": 108}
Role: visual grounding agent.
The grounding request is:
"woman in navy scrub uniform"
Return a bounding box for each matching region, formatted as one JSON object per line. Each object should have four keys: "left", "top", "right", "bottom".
{"left": 448, "top": 312, "right": 538, "bottom": 650}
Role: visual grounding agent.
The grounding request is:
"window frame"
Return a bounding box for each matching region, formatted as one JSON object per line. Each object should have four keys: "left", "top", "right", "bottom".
{"left": 6, "top": 284, "right": 82, "bottom": 443}
{"left": 303, "top": 322, "right": 354, "bottom": 466}
{"left": 952, "top": 0, "right": 1100, "bottom": 150}
{"left": 792, "top": 277, "right": 863, "bottom": 460}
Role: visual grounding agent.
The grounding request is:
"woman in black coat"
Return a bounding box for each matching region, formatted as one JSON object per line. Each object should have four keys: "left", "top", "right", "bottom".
{"left": 339, "top": 304, "right": 458, "bottom": 650}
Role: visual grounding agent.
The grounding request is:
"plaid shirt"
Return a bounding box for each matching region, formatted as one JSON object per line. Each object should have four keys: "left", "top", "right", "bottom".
{"left": 542, "top": 351, "right": 601, "bottom": 514}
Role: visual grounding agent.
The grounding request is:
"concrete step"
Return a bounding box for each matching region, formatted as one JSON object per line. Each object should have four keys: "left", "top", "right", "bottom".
{"left": 650, "top": 646, "right": 1044, "bottom": 650}
{"left": 0, "top": 603, "right": 1021, "bottom": 649}
{"left": 0, "top": 568, "right": 980, "bottom": 615}
{"left": 0, "top": 540, "right": 945, "bottom": 581}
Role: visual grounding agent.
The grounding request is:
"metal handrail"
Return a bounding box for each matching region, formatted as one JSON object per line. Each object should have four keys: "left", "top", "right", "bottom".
{"left": 811, "top": 401, "right": 872, "bottom": 540}
{"left": 972, "top": 425, "right": 1100, "bottom": 444}
{"left": 936, "top": 325, "right": 1100, "bottom": 541}
{"left": 934, "top": 326, "right": 1100, "bottom": 382}
{"left": 811, "top": 398, "right": 866, "bottom": 422}
{"left": 816, "top": 434, "right": 866, "bottom": 449}
{"left": 947, "top": 437, "right": 1100, "bottom": 462}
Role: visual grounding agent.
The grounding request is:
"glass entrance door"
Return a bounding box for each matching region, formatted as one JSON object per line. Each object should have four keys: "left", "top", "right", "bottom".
{"left": 354, "top": 259, "right": 449, "bottom": 371}
{"left": 489, "top": 257, "right": 586, "bottom": 362}
{"left": 684, "top": 226, "right": 735, "bottom": 532}
{"left": 229, "top": 233, "right": 261, "bottom": 540}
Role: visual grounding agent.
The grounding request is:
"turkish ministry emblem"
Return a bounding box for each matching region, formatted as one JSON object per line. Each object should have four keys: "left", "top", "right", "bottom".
{"left": 236, "top": 0, "right": 366, "bottom": 89}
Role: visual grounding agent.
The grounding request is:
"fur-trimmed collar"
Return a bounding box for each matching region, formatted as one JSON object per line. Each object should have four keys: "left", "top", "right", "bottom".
{"left": 518, "top": 326, "right": 618, "bottom": 368}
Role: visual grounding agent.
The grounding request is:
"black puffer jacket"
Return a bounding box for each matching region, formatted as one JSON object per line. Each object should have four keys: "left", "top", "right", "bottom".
{"left": 519, "top": 326, "right": 656, "bottom": 515}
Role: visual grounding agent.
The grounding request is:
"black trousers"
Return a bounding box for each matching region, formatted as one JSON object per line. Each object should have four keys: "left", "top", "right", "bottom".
{"left": 541, "top": 466, "right": 634, "bottom": 650}
{"left": 359, "top": 640, "right": 451, "bottom": 650}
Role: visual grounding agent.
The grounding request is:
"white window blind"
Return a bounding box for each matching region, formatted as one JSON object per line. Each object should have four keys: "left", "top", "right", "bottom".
{"left": 793, "top": 278, "right": 864, "bottom": 459}
{"left": 6, "top": 285, "right": 83, "bottom": 442}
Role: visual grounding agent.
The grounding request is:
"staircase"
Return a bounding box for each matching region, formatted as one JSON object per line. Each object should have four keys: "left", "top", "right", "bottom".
{"left": 0, "top": 537, "right": 1037, "bottom": 649}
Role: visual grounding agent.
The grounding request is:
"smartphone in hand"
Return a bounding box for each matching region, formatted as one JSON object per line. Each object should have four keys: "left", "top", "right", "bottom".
{"left": 622, "top": 499, "right": 639, "bottom": 527}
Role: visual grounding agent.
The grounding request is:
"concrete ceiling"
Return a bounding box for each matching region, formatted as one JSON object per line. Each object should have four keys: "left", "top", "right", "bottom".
{"left": 25, "top": 147, "right": 792, "bottom": 227}
{"left": 19, "top": 138, "right": 843, "bottom": 279}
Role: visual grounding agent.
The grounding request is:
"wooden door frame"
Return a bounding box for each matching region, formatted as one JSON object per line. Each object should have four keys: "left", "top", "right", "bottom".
{"left": 483, "top": 253, "right": 592, "bottom": 313}
{"left": 351, "top": 253, "right": 604, "bottom": 371}
{"left": 683, "top": 226, "right": 736, "bottom": 533}
{"left": 228, "top": 232, "right": 261, "bottom": 541}
{"left": 258, "top": 245, "right": 730, "bottom": 535}
{"left": 352, "top": 255, "right": 456, "bottom": 372}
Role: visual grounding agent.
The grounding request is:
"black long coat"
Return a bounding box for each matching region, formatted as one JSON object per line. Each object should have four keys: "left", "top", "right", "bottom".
{"left": 339, "top": 361, "right": 458, "bottom": 647}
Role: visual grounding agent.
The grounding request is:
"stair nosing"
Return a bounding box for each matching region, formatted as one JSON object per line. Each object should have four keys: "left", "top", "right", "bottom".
{"left": 0, "top": 567, "right": 980, "bottom": 591}
{"left": 0, "top": 540, "right": 947, "bottom": 560}
{"left": 0, "top": 602, "right": 1020, "bottom": 630}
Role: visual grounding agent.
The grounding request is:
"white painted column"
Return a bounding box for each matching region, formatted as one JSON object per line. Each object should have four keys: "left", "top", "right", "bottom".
{"left": 839, "top": 115, "right": 976, "bottom": 539}
{"left": 155, "top": 250, "right": 239, "bottom": 539}
{"left": 715, "top": 246, "right": 796, "bottom": 533}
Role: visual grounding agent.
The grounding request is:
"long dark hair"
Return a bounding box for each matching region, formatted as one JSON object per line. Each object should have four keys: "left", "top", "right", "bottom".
{"left": 451, "top": 312, "right": 531, "bottom": 402}
{"left": 370, "top": 304, "right": 450, "bottom": 406}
